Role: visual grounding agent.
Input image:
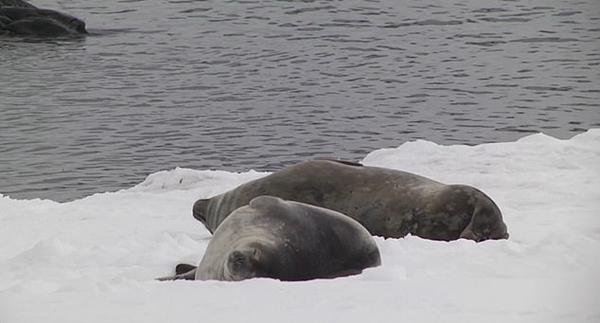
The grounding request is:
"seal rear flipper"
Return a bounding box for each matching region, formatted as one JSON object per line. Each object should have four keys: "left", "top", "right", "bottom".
{"left": 156, "top": 269, "right": 197, "bottom": 281}
{"left": 175, "top": 263, "right": 197, "bottom": 275}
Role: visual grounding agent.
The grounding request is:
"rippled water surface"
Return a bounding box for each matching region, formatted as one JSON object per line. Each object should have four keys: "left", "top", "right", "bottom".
{"left": 1, "top": 0, "right": 599, "bottom": 201}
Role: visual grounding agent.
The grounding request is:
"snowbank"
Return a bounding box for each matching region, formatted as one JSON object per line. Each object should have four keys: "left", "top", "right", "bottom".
{"left": 1, "top": 130, "right": 599, "bottom": 323}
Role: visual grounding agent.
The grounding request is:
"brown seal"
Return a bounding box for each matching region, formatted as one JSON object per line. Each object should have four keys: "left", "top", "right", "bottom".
{"left": 193, "top": 160, "right": 508, "bottom": 242}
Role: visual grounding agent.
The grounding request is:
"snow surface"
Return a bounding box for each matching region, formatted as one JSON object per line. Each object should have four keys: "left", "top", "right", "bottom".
{"left": 1, "top": 130, "right": 599, "bottom": 323}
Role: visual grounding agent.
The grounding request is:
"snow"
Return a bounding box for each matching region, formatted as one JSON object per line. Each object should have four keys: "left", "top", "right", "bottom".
{"left": 1, "top": 130, "right": 599, "bottom": 323}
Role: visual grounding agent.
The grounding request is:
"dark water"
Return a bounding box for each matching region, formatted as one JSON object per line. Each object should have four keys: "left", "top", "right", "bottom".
{"left": 1, "top": 0, "right": 599, "bottom": 202}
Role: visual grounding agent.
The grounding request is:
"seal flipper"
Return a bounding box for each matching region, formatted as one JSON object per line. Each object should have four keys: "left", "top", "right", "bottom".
{"left": 175, "top": 263, "right": 197, "bottom": 275}
{"left": 156, "top": 264, "right": 198, "bottom": 281}
{"left": 156, "top": 269, "right": 196, "bottom": 281}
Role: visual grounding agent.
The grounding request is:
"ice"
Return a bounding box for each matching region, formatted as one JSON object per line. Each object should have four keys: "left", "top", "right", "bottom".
{"left": 1, "top": 130, "right": 599, "bottom": 322}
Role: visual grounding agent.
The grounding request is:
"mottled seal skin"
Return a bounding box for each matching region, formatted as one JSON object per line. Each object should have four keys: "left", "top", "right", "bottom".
{"left": 193, "top": 160, "right": 508, "bottom": 242}
{"left": 161, "top": 196, "right": 381, "bottom": 282}
{"left": 0, "top": 1, "right": 87, "bottom": 36}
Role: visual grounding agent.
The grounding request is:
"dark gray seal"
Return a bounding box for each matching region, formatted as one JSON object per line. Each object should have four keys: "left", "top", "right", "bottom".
{"left": 193, "top": 160, "right": 509, "bottom": 242}
{"left": 0, "top": 0, "right": 87, "bottom": 36}
{"left": 161, "top": 196, "right": 381, "bottom": 281}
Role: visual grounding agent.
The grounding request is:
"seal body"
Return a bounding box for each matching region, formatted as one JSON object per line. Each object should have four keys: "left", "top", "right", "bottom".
{"left": 193, "top": 160, "right": 508, "bottom": 242}
{"left": 165, "top": 196, "right": 381, "bottom": 281}
{"left": 0, "top": 1, "right": 87, "bottom": 36}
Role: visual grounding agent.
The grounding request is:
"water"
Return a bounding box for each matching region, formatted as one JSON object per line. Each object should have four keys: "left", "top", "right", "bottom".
{"left": 1, "top": 0, "right": 599, "bottom": 202}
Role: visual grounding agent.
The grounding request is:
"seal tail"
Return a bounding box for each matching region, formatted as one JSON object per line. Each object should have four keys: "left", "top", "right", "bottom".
{"left": 156, "top": 263, "right": 198, "bottom": 281}
{"left": 175, "top": 263, "right": 197, "bottom": 275}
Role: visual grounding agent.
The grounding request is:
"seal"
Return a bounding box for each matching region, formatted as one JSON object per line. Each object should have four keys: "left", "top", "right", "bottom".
{"left": 160, "top": 196, "right": 381, "bottom": 281}
{"left": 0, "top": 0, "right": 87, "bottom": 36}
{"left": 193, "top": 160, "right": 509, "bottom": 242}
